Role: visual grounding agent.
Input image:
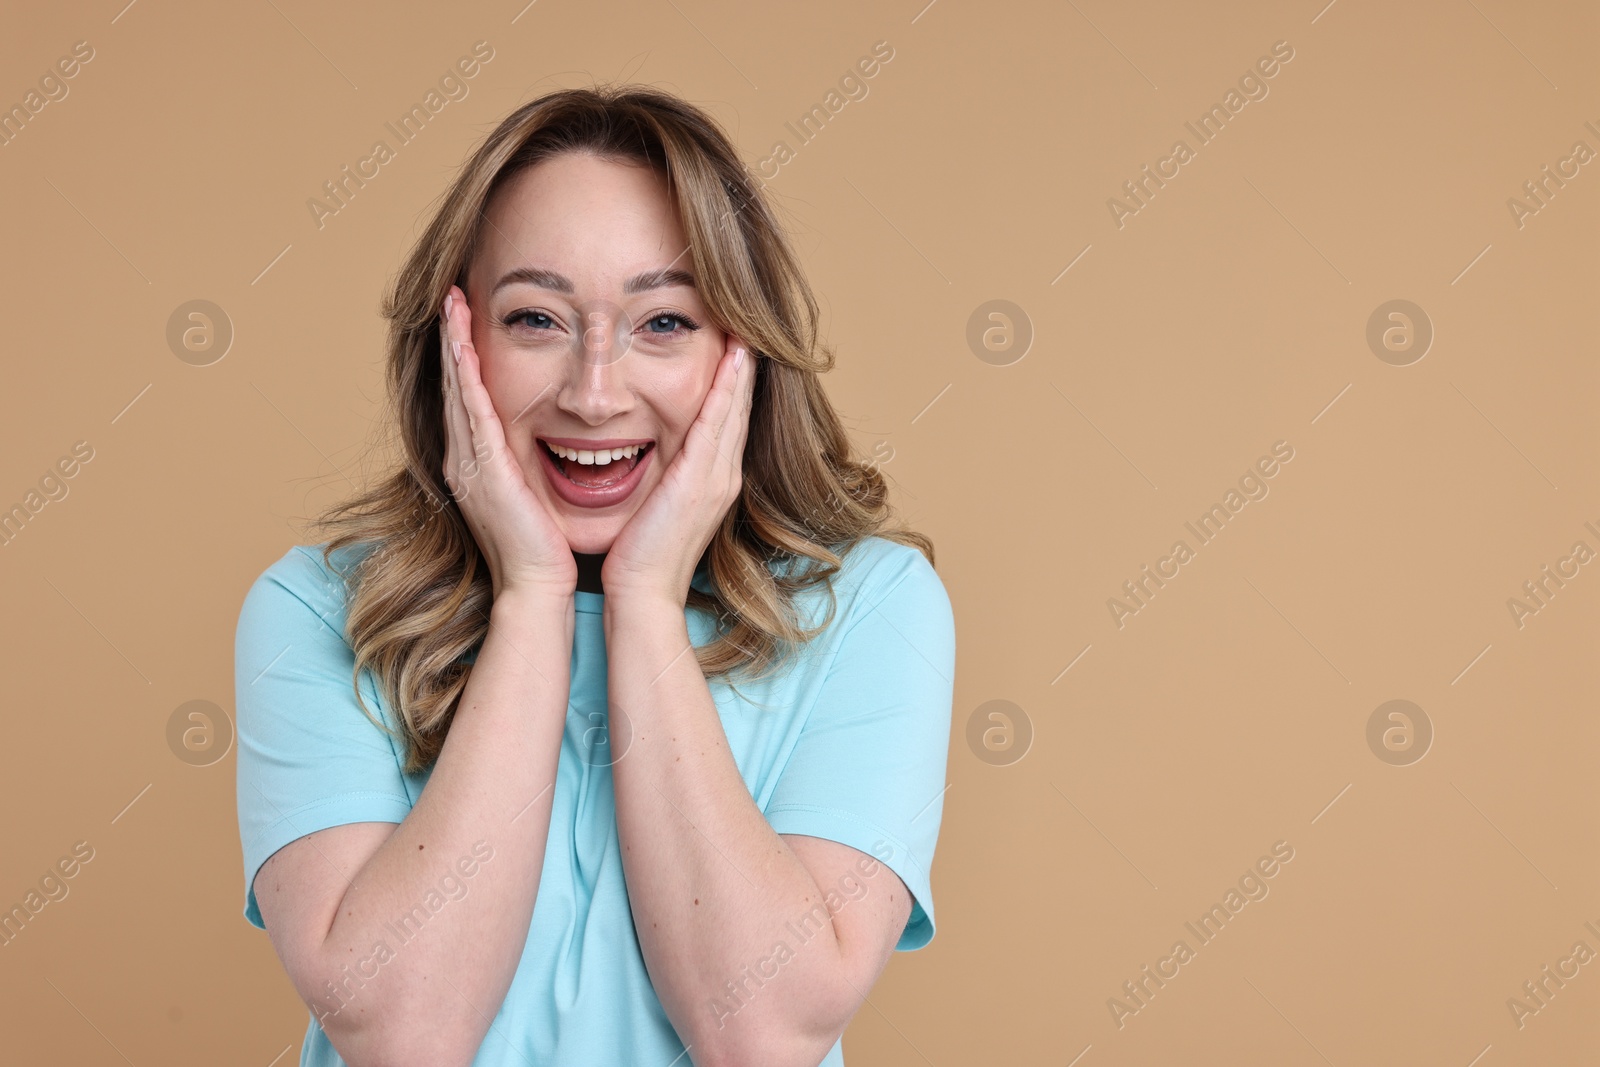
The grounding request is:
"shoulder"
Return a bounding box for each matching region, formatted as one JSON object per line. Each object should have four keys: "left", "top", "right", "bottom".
{"left": 237, "top": 541, "right": 374, "bottom": 642}
{"left": 793, "top": 535, "right": 952, "bottom": 639}
{"left": 234, "top": 541, "right": 401, "bottom": 733}
{"left": 832, "top": 535, "right": 941, "bottom": 599}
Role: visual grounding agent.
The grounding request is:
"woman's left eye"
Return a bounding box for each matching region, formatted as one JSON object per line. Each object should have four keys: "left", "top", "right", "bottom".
{"left": 641, "top": 312, "right": 700, "bottom": 336}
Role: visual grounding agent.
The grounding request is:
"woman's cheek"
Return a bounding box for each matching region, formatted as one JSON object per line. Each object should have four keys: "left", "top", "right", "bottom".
{"left": 676, "top": 347, "right": 722, "bottom": 415}
{"left": 479, "top": 352, "right": 541, "bottom": 421}
{"left": 636, "top": 362, "right": 702, "bottom": 427}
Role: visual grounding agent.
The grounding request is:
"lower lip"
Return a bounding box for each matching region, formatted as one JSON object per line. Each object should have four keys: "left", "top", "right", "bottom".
{"left": 537, "top": 444, "right": 654, "bottom": 509}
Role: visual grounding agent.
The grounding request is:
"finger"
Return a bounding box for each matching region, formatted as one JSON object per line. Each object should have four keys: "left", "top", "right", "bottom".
{"left": 444, "top": 287, "right": 487, "bottom": 495}
{"left": 739, "top": 339, "right": 756, "bottom": 418}
{"left": 439, "top": 289, "right": 469, "bottom": 492}
{"left": 448, "top": 297, "right": 519, "bottom": 493}
{"left": 438, "top": 295, "right": 457, "bottom": 470}
{"left": 720, "top": 344, "right": 756, "bottom": 499}
{"left": 703, "top": 338, "right": 748, "bottom": 449}
{"left": 726, "top": 344, "right": 756, "bottom": 471}
{"left": 717, "top": 340, "right": 755, "bottom": 468}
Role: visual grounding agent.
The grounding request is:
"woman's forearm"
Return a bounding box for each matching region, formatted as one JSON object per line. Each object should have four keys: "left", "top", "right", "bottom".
{"left": 311, "top": 590, "right": 573, "bottom": 1066}
{"left": 605, "top": 598, "right": 855, "bottom": 1067}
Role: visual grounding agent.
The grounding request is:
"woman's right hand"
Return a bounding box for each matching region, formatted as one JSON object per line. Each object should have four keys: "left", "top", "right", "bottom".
{"left": 439, "top": 283, "right": 577, "bottom": 600}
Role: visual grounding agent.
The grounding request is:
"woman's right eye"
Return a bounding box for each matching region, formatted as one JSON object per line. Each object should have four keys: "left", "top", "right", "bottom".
{"left": 504, "top": 309, "right": 560, "bottom": 332}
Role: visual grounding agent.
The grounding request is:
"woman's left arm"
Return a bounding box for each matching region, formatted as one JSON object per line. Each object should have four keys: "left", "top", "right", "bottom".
{"left": 606, "top": 596, "right": 913, "bottom": 1067}
{"left": 599, "top": 339, "right": 914, "bottom": 1066}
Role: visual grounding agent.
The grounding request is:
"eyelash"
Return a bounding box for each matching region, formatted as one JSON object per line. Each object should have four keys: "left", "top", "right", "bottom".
{"left": 500, "top": 309, "right": 703, "bottom": 337}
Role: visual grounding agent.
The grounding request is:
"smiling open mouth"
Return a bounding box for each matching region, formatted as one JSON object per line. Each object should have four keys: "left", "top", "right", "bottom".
{"left": 541, "top": 440, "right": 654, "bottom": 489}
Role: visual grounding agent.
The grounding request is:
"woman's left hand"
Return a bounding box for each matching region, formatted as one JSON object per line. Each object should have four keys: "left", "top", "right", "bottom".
{"left": 601, "top": 335, "right": 756, "bottom": 608}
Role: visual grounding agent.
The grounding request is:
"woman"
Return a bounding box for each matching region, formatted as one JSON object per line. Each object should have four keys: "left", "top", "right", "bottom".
{"left": 234, "top": 85, "right": 956, "bottom": 1067}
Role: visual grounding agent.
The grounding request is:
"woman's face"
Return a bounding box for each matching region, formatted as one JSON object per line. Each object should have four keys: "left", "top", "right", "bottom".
{"left": 462, "top": 152, "right": 727, "bottom": 555}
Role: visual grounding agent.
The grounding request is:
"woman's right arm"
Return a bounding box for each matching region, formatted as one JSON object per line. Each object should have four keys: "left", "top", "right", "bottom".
{"left": 253, "top": 587, "right": 572, "bottom": 1067}
{"left": 254, "top": 286, "right": 580, "bottom": 1066}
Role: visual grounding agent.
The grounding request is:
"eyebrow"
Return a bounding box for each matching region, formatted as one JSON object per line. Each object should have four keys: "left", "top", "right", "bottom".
{"left": 490, "top": 266, "right": 697, "bottom": 296}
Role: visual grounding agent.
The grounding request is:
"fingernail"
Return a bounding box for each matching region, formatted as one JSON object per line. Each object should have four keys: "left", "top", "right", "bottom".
{"left": 735, "top": 346, "right": 746, "bottom": 369}
{"left": 451, "top": 340, "right": 461, "bottom": 364}
{"left": 444, "top": 293, "right": 454, "bottom": 320}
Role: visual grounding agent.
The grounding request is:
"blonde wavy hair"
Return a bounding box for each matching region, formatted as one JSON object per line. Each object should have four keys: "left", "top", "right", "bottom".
{"left": 309, "top": 85, "right": 932, "bottom": 774}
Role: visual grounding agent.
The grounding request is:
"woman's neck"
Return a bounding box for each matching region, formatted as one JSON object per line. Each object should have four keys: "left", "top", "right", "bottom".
{"left": 574, "top": 552, "right": 605, "bottom": 595}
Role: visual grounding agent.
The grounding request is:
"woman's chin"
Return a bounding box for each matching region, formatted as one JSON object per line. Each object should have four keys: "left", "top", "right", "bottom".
{"left": 558, "top": 519, "right": 621, "bottom": 557}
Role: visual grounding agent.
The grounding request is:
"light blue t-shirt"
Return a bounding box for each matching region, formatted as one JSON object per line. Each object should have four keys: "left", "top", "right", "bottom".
{"left": 234, "top": 535, "right": 956, "bottom": 1066}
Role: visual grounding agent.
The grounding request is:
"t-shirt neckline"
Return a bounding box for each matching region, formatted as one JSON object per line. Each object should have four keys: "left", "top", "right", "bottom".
{"left": 572, "top": 559, "right": 713, "bottom": 615}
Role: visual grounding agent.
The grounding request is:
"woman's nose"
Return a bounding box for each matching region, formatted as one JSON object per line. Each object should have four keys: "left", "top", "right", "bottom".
{"left": 578, "top": 308, "right": 621, "bottom": 363}
{"left": 556, "top": 307, "right": 632, "bottom": 423}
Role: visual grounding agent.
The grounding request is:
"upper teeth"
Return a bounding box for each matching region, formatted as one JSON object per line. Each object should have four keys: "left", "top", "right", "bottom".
{"left": 546, "top": 442, "right": 644, "bottom": 464}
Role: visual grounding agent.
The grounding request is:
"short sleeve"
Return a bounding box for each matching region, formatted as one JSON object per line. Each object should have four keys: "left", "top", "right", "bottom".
{"left": 234, "top": 545, "right": 415, "bottom": 931}
{"left": 764, "top": 541, "right": 956, "bottom": 950}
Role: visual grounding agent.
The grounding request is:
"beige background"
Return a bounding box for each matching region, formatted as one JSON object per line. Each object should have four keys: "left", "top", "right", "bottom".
{"left": 0, "top": 0, "right": 1595, "bottom": 1063}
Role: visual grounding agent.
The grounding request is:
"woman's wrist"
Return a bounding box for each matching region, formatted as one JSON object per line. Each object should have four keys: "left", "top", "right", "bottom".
{"left": 601, "top": 588, "right": 689, "bottom": 638}
{"left": 491, "top": 583, "right": 577, "bottom": 623}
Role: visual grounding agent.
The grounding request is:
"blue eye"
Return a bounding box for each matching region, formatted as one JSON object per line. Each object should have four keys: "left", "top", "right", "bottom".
{"left": 502, "top": 309, "right": 700, "bottom": 338}
{"left": 642, "top": 312, "right": 700, "bottom": 335}
{"left": 505, "top": 309, "right": 558, "bottom": 331}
